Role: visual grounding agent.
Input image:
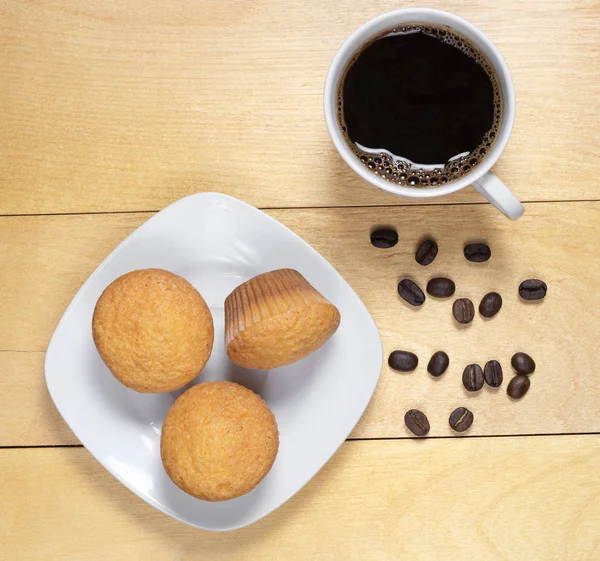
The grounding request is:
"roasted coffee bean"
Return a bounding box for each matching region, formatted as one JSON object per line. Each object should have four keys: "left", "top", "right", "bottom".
{"left": 449, "top": 407, "right": 474, "bottom": 432}
{"left": 519, "top": 279, "right": 547, "bottom": 300}
{"left": 511, "top": 352, "right": 536, "bottom": 375}
{"left": 479, "top": 292, "right": 502, "bottom": 318}
{"left": 507, "top": 375, "right": 530, "bottom": 399}
{"left": 427, "top": 351, "right": 449, "bottom": 377}
{"left": 404, "top": 409, "right": 430, "bottom": 437}
{"left": 370, "top": 228, "right": 398, "bottom": 248}
{"left": 462, "top": 363, "right": 484, "bottom": 391}
{"left": 398, "top": 279, "right": 425, "bottom": 306}
{"left": 484, "top": 360, "right": 503, "bottom": 387}
{"left": 453, "top": 298, "right": 475, "bottom": 324}
{"left": 426, "top": 277, "right": 456, "bottom": 298}
{"left": 388, "top": 350, "right": 419, "bottom": 372}
{"left": 464, "top": 243, "right": 491, "bottom": 262}
{"left": 415, "top": 239, "right": 438, "bottom": 266}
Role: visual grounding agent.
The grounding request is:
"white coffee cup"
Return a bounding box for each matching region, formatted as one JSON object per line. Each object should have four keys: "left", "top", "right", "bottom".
{"left": 324, "top": 8, "right": 524, "bottom": 220}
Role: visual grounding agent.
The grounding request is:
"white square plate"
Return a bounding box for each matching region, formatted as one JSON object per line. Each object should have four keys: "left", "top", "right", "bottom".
{"left": 45, "top": 193, "right": 382, "bottom": 531}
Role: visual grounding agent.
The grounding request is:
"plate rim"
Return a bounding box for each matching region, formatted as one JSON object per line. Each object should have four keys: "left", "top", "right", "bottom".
{"left": 44, "top": 192, "right": 383, "bottom": 531}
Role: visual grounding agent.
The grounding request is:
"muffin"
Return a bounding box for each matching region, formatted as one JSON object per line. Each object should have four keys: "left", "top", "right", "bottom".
{"left": 225, "top": 268, "right": 340, "bottom": 369}
{"left": 160, "top": 381, "right": 279, "bottom": 501}
{"left": 92, "top": 269, "right": 214, "bottom": 393}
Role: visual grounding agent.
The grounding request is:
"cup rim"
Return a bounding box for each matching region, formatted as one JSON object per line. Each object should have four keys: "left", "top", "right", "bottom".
{"left": 323, "top": 8, "right": 516, "bottom": 199}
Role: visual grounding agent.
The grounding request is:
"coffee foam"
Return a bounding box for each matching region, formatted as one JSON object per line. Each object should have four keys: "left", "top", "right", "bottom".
{"left": 337, "top": 24, "right": 503, "bottom": 187}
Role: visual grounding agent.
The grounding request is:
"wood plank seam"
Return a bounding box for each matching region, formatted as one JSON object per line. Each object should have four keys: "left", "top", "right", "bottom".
{"left": 1, "top": 197, "right": 600, "bottom": 220}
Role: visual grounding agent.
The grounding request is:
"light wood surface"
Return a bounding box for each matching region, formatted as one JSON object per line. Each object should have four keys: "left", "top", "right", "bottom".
{"left": 0, "top": 352, "right": 77, "bottom": 446}
{"left": 2, "top": 438, "right": 600, "bottom": 560}
{"left": 3, "top": 0, "right": 600, "bottom": 557}
{"left": 1, "top": 202, "right": 599, "bottom": 444}
{"left": 1, "top": 0, "right": 599, "bottom": 214}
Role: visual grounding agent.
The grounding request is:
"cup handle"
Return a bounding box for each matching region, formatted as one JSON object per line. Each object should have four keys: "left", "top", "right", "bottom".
{"left": 472, "top": 172, "right": 524, "bottom": 220}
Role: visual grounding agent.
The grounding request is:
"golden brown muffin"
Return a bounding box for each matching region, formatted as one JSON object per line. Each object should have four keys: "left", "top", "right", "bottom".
{"left": 225, "top": 268, "right": 341, "bottom": 369}
{"left": 160, "top": 381, "right": 279, "bottom": 501}
{"left": 92, "top": 269, "right": 214, "bottom": 393}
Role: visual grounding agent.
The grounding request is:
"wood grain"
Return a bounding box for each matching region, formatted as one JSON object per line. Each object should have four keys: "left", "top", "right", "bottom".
{"left": 0, "top": 352, "right": 77, "bottom": 446}
{"left": 2, "top": 438, "right": 600, "bottom": 560}
{"left": 2, "top": 201, "right": 599, "bottom": 444}
{"left": 3, "top": 2, "right": 599, "bottom": 554}
{"left": 1, "top": 0, "right": 599, "bottom": 214}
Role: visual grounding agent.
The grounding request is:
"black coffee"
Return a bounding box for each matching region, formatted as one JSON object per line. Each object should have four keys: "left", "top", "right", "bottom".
{"left": 338, "top": 24, "right": 502, "bottom": 187}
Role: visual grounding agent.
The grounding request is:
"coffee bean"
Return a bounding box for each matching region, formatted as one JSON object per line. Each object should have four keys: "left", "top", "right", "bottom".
{"left": 415, "top": 239, "right": 438, "bottom": 266}
{"left": 370, "top": 228, "right": 398, "bottom": 248}
{"left": 507, "top": 375, "right": 530, "bottom": 399}
{"left": 453, "top": 298, "right": 475, "bottom": 324}
{"left": 404, "top": 409, "right": 430, "bottom": 437}
{"left": 426, "top": 277, "right": 456, "bottom": 298}
{"left": 388, "top": 350, "right": 418, "bottom": 372}
{"left": 398, "top": 279, "right": 425, "bottom": 307}
{"left": 427, "top": 351, "right": 449, "bottom": 377}
{"left": 449, "top": 407, "right": 474, "bottom": 432}
{"left": 519, "top": 279, "right": 547, "bottom": 300}
{"left": 464, "top": 243, "right": 491, "bottom": 262}
{"left": 511, "top": 352, "right": 536, "bottom": 375}
{"left": 484, "top": 360, "right": 503, "bottom": 387}
{"left": 479, "top": 292, "right": 502, "bottom": 318}
{"left": 462, "top": 364, "right": 484, "bottom": 391}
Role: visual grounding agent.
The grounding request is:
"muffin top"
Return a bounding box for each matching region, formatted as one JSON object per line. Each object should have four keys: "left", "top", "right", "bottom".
{"left": 160, "top": 381, "right": 279, "bottom": 501}
{"left": 92, "top": 269, "right": 214, "bottom": 393}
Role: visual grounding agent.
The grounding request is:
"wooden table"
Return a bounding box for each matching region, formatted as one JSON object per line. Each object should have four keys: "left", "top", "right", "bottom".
{"left": 2, "top": 0, "right": 599, "bottom": 558}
